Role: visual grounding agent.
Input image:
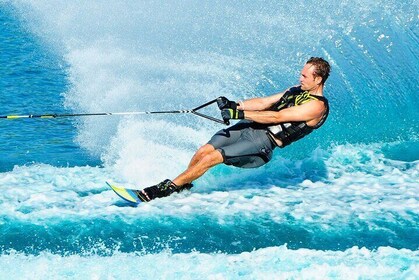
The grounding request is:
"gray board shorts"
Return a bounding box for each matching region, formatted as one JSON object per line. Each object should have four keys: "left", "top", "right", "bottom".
{"left": 207, "top": 121, "right": 277, "bottom": 168}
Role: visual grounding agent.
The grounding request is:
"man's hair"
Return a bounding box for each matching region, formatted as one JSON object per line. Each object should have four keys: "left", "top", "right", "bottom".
{"left": 306, "top": 57, "right": 331, "bottom": 85}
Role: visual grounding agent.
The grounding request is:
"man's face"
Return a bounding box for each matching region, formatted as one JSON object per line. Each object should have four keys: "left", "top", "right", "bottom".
{"left": 299, "top": 63, "right": 322, "bottom": 91}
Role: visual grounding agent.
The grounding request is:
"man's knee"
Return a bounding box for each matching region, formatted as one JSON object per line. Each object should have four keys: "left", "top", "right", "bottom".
{"left": 201, "top": 144, "right": 215, "bottom": 152}
{"left": 196, "top": 144, "right": 215, "bottom": 156}
{"left": 202, "top": 149, "right": 224, "bottom": 166}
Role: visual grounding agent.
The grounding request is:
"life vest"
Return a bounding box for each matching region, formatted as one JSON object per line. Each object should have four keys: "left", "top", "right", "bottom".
{"left": 267, "top": 86, "right": 329, "bottom": 147}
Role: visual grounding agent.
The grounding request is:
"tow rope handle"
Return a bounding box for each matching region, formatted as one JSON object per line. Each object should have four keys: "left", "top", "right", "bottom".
{"left": 190, "top": 98, "right": 229, "bottom": 125}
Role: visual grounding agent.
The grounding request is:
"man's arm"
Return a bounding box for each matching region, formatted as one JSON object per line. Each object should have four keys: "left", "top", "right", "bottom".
{"left": 243, "top": 100, "right": 325, "bottom": 124}
{"left": 237, "top": 91, "right": 287, "bottom": 111}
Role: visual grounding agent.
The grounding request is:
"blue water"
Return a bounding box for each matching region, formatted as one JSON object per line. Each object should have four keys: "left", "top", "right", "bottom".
{"left": 0, "top": 5, "right": 99, "bottom": 171}
{"left": 1, "top": 1, "right": 418, "bottom": 279}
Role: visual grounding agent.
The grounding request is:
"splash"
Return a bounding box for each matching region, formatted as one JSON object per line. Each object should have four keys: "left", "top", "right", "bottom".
{"left": 9, "top": 1, "right": 417, "bottom": 184}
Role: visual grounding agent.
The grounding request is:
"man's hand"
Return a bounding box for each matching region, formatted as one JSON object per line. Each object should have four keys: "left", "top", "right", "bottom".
{"left": 221, "top": 108, "right": 244, "bottom": 123}
{"left": 217, "top": 96, "right": 237, "bottom": 110}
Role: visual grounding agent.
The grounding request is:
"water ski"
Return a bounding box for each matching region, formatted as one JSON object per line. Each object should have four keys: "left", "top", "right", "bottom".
{"left": 106, "top": 181, "right": 142, "bottom": 205}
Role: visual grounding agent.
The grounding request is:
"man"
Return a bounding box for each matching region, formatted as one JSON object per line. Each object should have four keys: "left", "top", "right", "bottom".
{"left": 137, "top": 57, "right": 331, "bottom": 202}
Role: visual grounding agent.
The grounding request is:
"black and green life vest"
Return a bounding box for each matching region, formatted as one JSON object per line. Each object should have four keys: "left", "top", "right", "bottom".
{"left": 267, "top": 86, "right": 329, "bottom": 147}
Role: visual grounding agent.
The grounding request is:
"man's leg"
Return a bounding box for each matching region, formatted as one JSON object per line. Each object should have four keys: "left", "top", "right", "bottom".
{"left": 138, "top": 144, "right": 223, "bottom": 202}
{"left": 172, "top": 144, "right": 223, "bottom": 186}
{"left": 186, "top": 144, "right": 215, "bottom": 168}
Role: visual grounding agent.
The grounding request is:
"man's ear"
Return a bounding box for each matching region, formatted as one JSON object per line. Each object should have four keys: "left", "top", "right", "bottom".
{"left": 315, "top": 76, "right": 323, "bottom": 85}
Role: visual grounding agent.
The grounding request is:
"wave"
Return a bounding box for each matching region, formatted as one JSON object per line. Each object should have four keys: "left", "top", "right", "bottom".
{"left": 0, "top": 144, "right": 417, "bottom": 256}
{"left": 9, "top": 1, "right": 419, "bottom": 174}
{"left": 0, "top": 246, "right": 417, "bottom": 279}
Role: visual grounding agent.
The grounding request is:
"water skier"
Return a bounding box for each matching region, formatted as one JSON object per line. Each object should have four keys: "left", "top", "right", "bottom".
{"left": 138, "top": 57, "right": 331, "bottom": 202}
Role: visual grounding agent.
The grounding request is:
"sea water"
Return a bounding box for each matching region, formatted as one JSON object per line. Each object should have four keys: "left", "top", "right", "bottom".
{"left": 0, "top": 1, "right": 418, "bottom": 279}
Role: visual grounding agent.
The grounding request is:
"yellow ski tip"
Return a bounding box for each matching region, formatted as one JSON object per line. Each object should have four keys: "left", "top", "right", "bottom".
{"left": 106, "top": 181, "right": 142, "bottom": 204}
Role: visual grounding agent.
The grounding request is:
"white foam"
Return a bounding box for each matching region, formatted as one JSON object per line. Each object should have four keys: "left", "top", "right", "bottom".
{"left": 103, "top": 118, "right": 211, "bottom": 186}
{"left": 0, "top": 143, "right": 416, "bottom": 230}
{"left": 0, "top": 246, "right": 417, "bottom": 279}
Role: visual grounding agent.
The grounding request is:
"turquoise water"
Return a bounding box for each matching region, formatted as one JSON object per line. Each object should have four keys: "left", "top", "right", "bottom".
{"left": 0, "top": 5, "right": 99, "bottom": 170}
{"left": 0, "top": 1, "right": 418, "bottom": 279}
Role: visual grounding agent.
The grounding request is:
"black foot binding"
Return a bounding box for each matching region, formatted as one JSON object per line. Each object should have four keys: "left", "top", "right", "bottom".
{"left": 179, "top": 182, "right": 194, "bottom": 191}
{"left": 136, "top": 179, "right": 193, "bottom": 202}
